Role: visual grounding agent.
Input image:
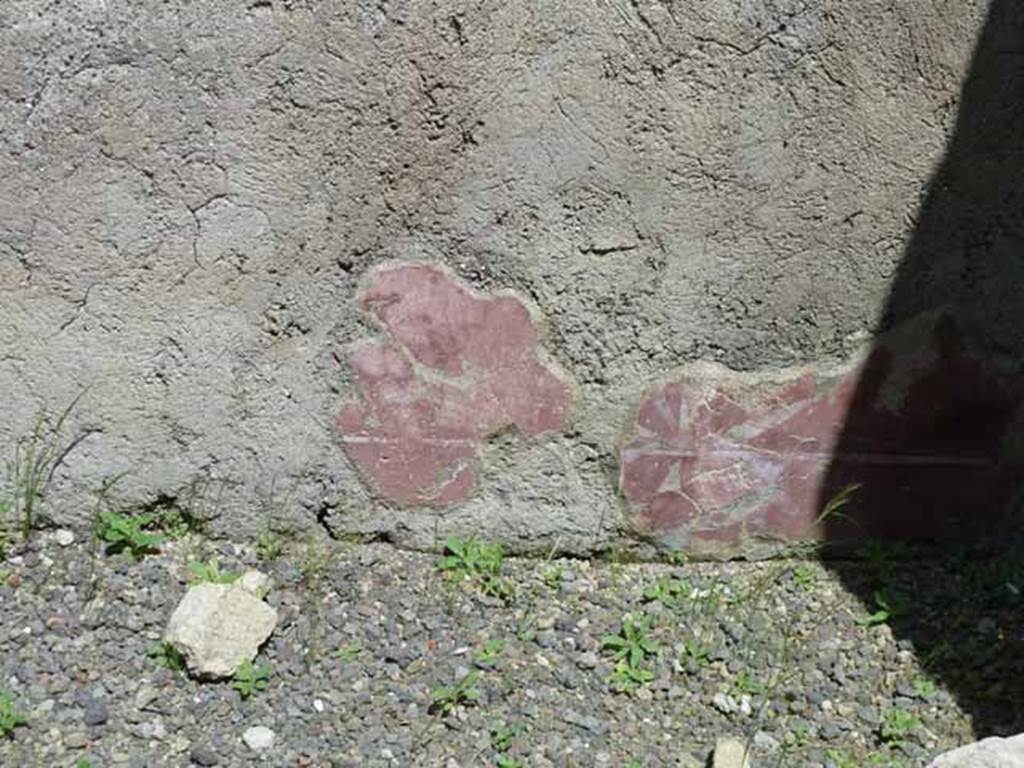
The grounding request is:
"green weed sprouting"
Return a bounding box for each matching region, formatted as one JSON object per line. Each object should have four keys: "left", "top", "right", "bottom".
{"left": 439, "top": 537, "right": 513, "bottom": 601}
{"left": 233, "top": 660, "right": 272, "bottom": 699}
{"left": 97, "top": 509, "right": 165, "bottom": 559}
{"left": 147, "top": 641, "right": 186, "bottom": 673}
{"left": 188, "top": 559, "right": 241, "bottom": 584}
{"left": 601, "top": 613, "right": 658, "bottom": 691}
{"left": 0, "top": 690, "right": 27, "bottom": 737}
{"left": 430, "top": 670, "right": 481, "bottom": 715}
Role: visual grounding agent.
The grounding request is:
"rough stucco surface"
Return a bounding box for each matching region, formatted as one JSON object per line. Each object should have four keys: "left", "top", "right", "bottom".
{"left": 0, "top": 1, "right": 991, "bottom": 553}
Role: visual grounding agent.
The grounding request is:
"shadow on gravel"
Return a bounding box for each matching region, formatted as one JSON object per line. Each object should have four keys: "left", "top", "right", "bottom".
{"left": 818, "top": 0, "right": 1024, "bottom": 738}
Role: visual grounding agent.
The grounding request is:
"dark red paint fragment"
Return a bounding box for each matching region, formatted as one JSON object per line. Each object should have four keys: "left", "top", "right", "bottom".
{"left": 339, "top": 263, "right": 573, "bottom": 507}
{"left": 620, "top": 315, "right": 1024, "bottom": 555}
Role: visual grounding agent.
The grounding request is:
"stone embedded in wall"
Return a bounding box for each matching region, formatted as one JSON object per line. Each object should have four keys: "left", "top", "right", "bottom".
{"left": 338, "top": 263, "right": 574, "bottom": 506}
{"left": 620, "top": 313, "right": 1024, "bottom": 557}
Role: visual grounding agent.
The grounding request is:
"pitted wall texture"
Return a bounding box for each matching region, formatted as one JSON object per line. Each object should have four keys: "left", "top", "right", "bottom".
{"left": 0, "top": 0, "right": 996, "bottom": 554}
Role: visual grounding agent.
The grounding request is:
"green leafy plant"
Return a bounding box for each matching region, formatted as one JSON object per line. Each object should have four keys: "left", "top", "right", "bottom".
{"left": 642, "top": 576, "right": 691, "bottom": 607}
{"left": 439, "top": 537, "right": 513, "bottom": 601}
{"left": 97, "top": 510, "right": 165, "bottom": 559}
{"left": 188, "top": 559, "right": 241, "bottom": 584}
{"left": 913, "top": 676, "right": 938, "bottom": 700}
{"left": 880, "top": 707, "right": 920, "bottom": 746}
{"left": 791, "top": 563, "right": 816, "bottom": 590}
{"left": 602, "top": 613, "right": 658, "bottom": 668}
{"left": 336, "top": 642, "right": 362, "bottom": 663}
{"left": 542, "top": 566, "right": 563, "bottom": 589}
{"left": 490, "top": 719, "right": 520, "bottom": 752}
{"left": 609, "top": 660, "right": 655, "bottom": 691}
{"left": 731, "top": 670, "right": 766, "bottom": 696}
{"left": 680, "top": 637, "right": 711, "bottom": 667}
{"left": 147, "top": 641, "right": 186, "bottom": 673}
{"left": 474, "top": 638, "right": 506, "bottom": 667}
{"left": 602, "top": 614, "right": 658, "bottom": 691}
{"left": 491, "top": 719, "right": 525, "bottom": 765}
{"left": 0, "top": 690, "right": 27, "bottom": 737}
{"left": 430, "top": 670, "right": 481, "bottom": 715}
{"left": 150, "top": 504, "right": 191, "bottom": 540}
{"left": 785, "top": 721, "right": 812, "bottom": 748}
{"left": 233, "top": 659, "right": 272, "bottom": 699}
{"left": 856, "top": 589, "right": 910, "bottom": 628}
{"left": 150, "top": 478, "right": 224, "bottom": 539}
{"left": 75, "top": 759, "right": 94, "bottom": 768}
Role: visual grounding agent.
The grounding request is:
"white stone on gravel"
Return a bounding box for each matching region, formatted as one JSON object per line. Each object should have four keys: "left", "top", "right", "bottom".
{"left": 712, "top": 737, "right": 751, "bottom": 768}
{"left": 164, "top": 570, "right": 277, "bottom": 679}
{"left": 237, "top": 570, "right": 271, "bottom": 596}
{"left": 54, "top": 529, "right": 75, "bottom": 546}
{"left": 927, "top": 733, "right": 1024, "bottom": 767}
{"left": 242, "top": 725, "right": 275, "bottom": 751}
{"left": 712, "top": 692, "right": 737, "bottom": 714}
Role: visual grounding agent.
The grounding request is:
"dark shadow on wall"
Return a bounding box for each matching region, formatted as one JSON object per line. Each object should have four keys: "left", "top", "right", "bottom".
{"left": 817, "top": 0, "right": 1024, "bottom": 737}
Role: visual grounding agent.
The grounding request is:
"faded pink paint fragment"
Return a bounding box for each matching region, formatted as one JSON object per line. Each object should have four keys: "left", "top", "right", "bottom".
{"left": 620, "top": 315, "right": 1024, "bottom": 556}
{"left": 339, "top": 263, "right": 573, "bottom": 506}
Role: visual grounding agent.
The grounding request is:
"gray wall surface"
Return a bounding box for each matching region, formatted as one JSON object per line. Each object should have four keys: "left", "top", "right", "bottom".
{"left": 0, "top": 0, "right": 988, "bottom": 553}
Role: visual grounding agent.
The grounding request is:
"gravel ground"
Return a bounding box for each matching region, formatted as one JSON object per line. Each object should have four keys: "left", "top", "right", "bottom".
{"left": 0, "top": 528, "right": 1014, "bottom": 768}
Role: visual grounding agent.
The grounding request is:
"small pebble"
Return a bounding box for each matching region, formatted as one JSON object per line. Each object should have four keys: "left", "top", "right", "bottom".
{"left": 576, "top": 651, "right": 599, "bottom": 670}
{"left": 189, "top": 745, "right": 220, "bottom": 766}
{"left": 83, "top": 699, "right": 109, "bottom": 727}
{"left": 242, "top": 725, "right": 275, "bottom": 752}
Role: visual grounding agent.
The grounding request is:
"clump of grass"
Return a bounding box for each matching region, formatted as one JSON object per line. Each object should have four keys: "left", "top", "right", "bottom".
{"left": 256, "top": 529, "right": 284, "bottom": 561}
{"left": 6, "top": 394, "right": 90, "bottom": 540}
{"left": 298, "top": 538, "right": 338, "bottom": 665}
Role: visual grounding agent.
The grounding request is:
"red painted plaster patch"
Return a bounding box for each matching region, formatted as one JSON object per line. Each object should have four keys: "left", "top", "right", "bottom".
{"left": 339, "top": 263, "right": 573, "bottom": 506}
{"left": 620, "top": 314, "right": 1024, "bottom": 556}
